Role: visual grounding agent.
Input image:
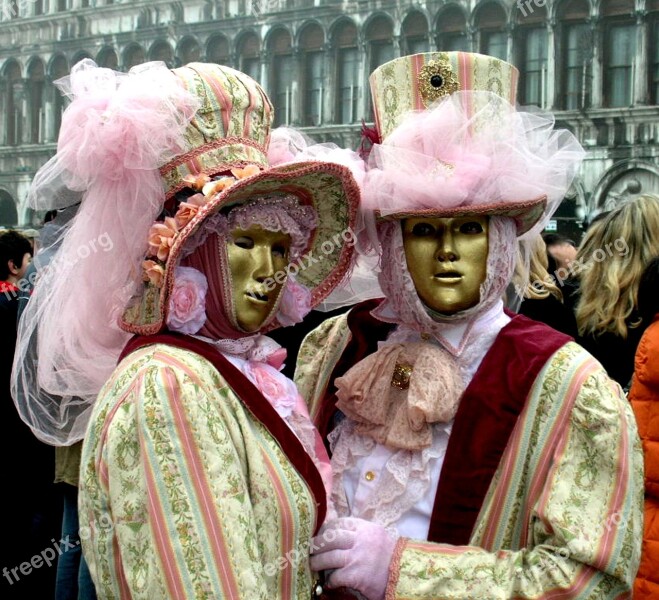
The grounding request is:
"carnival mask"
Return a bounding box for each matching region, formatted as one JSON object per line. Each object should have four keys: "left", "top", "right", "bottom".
{"left": 402, "top": 216, "right": 489, "bottom": 315}
{"left": 227, "top": 225, "right": 291, "bottom": 332}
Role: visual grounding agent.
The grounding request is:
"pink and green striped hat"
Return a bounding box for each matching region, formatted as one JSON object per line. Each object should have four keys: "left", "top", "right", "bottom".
{"left": 121, "top": 63, "right": 360, "bottom": 334}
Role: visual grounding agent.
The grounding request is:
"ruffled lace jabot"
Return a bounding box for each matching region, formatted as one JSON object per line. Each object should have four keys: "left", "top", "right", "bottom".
{"left": 329, "top": 419, "right": 451, "bottom": 534}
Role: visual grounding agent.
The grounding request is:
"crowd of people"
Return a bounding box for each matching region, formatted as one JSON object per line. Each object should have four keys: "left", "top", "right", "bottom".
{"left": 1, "top": 50, "right": 657, "bottom": 600}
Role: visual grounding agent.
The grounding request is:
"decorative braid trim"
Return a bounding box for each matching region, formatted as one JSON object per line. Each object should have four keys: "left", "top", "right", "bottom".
{"left": 385, "top": 537, "right": 407, "bottom": 600}
{"left": 160, "top": 136, "right": 267, "bottom": 174}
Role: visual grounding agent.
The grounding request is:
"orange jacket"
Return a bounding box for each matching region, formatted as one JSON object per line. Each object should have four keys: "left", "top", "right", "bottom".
{"left": 629, "top": 316, "right": 659, "bottom": 600}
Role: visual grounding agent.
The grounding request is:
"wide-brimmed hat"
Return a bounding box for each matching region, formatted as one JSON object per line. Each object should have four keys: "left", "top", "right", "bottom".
{"left": 121, "top": 63, "right": 360, "bottom": 335}
{"left": 364, "top": 52, "right": 582, "bottom": 235}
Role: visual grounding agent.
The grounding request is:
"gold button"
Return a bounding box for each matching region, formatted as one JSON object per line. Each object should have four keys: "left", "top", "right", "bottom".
{"left": 365, "top": 471, "right": 376, "bottom": 481}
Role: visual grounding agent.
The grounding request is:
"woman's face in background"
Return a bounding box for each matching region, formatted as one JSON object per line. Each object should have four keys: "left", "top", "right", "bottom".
{"left": 227, "top": 225, "right": 291, "bottom": 332}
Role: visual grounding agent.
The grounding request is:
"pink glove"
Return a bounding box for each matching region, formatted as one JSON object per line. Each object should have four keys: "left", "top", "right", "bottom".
{"left": 310, "top": 517, "right": 397, "bottom": 600}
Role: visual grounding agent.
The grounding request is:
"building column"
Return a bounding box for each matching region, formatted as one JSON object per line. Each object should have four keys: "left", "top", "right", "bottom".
{"left": 589, "top": 17, "right": 603, "bottom": 108}
{"left": 506, "top": 23, "right": 514, "bottom": 64}
{"left": 259, "top": 50, "right": 270, "bottom": 100}
{"left": 358, "top": 35, "right": 369, "bottom": 123}
{"left": 321, "top": 42, "right": 332, "bottom": 125}
{"left": 546, "top": 18, "right": 556, "bottom": 110}
{"left": 43, "top": 80, "right": 56, "bottom": 143}
{"left": 466, "top": 25, "right": 476, "bottom": 53}
{"left": 634, "top": 9, "right": 648, "bottom": 105}
{"left": 12, "top": 80, "right": 27, "bottom": 145}
{"left": 393, "top": 34, "right": 401, "bottom": 58}
{"left": 291, "top": 47, "right": 302, "bottom": 126}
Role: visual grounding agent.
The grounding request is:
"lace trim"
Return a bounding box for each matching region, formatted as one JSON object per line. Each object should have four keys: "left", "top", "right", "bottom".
{"left": 329, "top": 419, "right": 451, "bottom": 535}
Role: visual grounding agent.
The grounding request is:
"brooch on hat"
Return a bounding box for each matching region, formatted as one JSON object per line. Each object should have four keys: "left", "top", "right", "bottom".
{"left": 418, "top": 56, "right": 459, "bottom": 107}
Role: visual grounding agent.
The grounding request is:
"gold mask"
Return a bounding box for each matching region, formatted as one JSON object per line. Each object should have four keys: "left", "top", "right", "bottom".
{"left": 227, "top": 226, "right": 291, "bottom": 332}
{"left": 402, "top": 216, "right": 489, "bottom": 315}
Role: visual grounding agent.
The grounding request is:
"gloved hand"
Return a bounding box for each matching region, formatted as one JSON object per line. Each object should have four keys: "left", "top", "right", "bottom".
{"left": 310, "top": 517, "right": 397, "bottom": 600}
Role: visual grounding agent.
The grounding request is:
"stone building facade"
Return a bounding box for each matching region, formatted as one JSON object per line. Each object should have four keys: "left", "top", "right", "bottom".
{"left": 0, "top": 0, "right": 657, "bottom": 239}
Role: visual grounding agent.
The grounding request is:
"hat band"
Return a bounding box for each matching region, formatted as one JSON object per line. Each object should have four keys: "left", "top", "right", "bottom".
{"left": 161, "top": 136, "right": 269, "bottom": 199}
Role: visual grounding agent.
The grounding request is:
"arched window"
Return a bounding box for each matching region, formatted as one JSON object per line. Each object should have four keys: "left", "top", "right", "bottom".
{"left": 515, "top": 3, "right": 548, "bottom": 105}
{"left": 402, "top": 11, "right": 429, "bottom": 55}
{"left": 178, "top": 37, "right": 201, "bottom": 66}
{"left": 332, "top": 20, "right": 359, "bottom": 124}
{"left": 366, "top": 16, "right": 394, "bottom": 74}
{"left": 96, "top": 47, "right": 118, "bottom": 70}
{"left": 207, "top": 34, "right": 230, "bottom": 66}
{"left": 299, "top": 23, "right": 324, "bottom": 126}
{"left": 49, "top": 54, "right": 68, "bottom": 141}
{"left": 267, "top": 29, "right": 293, "bottom": 126}
{"left": 436, "top": 5, "right": 469, "bottom": 52}
{"left": 4, "top": 61, "right": 22, "bottom": 146}
{"left": 123, "top": 44, "right": 146, "bottom": 71}
{"left": 558, "top": 0, "right": 591, "bottom": 110}
{"left": 602, "top": 0, "right": 636, "bottom": 107}
{"left": 366, "top": 17, "right": 394, "bottom": 120}
{"left": 149, "top": 40, "right": 174, "bottom": 68}
{"left": 474, "top": 2, "right": 507, "bottom": 61}
{"left": 27, "top": 58, "right": 45, "bottom": 144}
{"left": 236, "top": 32, "right": 260, "bottom": 82}
{"left": 71, "top": 51, "right": 92, "bottom": 68}
{"left": 0, "top": 191, "right": 18, "bottom": 227}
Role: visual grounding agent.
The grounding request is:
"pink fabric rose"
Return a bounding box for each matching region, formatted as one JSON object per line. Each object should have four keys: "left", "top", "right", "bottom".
{"left": 166, "top": 266, "right": 208, "bottom": 334}
{"left": 249, "top": 362, "right": 298, "bottom": 417}
{"left": 147, "top": 217, "right": 178, "bottom": 261}
{"left": 277, "top": 276, "right": 312, "bottom": 327}
{"left": 175, "top": 193, "right": 207, "bottom": 229}
{"left": 142, "top": 260, "right": 165, "bottom": 287}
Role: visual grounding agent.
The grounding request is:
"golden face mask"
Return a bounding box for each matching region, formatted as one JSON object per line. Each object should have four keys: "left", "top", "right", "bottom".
{"left": 227, "top": 225, "right": 291, "bottom": 332}
{"left": 402, "top": 216, "right": 489, "bottom": 315}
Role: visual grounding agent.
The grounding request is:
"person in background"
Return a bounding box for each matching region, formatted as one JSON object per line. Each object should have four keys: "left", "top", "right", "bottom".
{"left": 516, "top": 235, "right": 578, "bottom": 337}
{"left": 542, "top": 232, "right": 577, "bottom": 272}
{"left": 574, "top": 193, "right": 659, "bottom": 389}
{"left": 628, "top": 256, "right": 659, "bottom": 600}
{"left": 1, "top": 230, "right": 60, "bottom": 599}
{"left": 542, "top": 232, "right": 579, "bottom": 309}
{"left": 14, "top": 204, "right": 95, "bottom": 600}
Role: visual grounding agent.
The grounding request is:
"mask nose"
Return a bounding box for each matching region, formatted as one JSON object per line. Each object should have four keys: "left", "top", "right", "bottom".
{"left": 435, "top": 229, "right": 458, "bottom": 262}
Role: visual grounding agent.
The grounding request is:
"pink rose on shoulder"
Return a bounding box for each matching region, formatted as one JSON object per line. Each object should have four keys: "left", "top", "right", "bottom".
{"left": 166, "top": 266, "right": 208, "bottom": 334}
{"left": 249, "top": 363, "right": 298, "bottom": 418}
{"left": 277, "top": 276, "right": 312, "bottom": 327}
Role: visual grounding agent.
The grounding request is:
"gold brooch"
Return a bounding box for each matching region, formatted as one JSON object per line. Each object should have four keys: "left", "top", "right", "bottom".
{"left": 418, "top": 57, "right": 459, "bottom": 107}
{"left": 391, "top": 362, "right": 413, "bottom": 390}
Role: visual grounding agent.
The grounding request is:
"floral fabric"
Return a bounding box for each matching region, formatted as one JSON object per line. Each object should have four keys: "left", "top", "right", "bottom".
{"left": 296, "top": 317, "right": 644, "bottom": 599}
{"left": 79, "top": 344, "right": 318, "bottom": 599}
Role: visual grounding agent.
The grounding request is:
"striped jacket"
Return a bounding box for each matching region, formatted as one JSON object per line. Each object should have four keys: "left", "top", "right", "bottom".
{"left": 79, "top": 341, "right": 322, "bottom": 599}
{"left": 295, "top": 310, "right": 644, "bottom": 599}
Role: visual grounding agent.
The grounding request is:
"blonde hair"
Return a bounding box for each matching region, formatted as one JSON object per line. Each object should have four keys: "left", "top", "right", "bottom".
{"left": 575, "top": 193, "right": 659, "bottom": 338}
{"left": 515, "top": 235, "right": 563, "bottom": 301}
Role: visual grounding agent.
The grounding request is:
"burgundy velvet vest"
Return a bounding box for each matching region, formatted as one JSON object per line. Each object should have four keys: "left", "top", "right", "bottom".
{"left": 120, "top": 333, "right": 327, "bottom": 535}
{"left": 316, "top": 299, "right": 572, "bottom": 545}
